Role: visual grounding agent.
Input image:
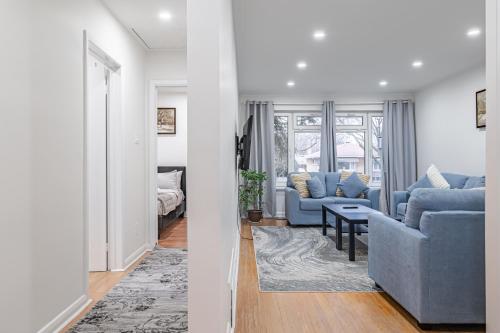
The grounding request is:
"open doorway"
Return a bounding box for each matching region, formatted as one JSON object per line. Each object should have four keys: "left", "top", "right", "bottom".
{"left": 147, "top": 81, "right": 188, "bottom": 249}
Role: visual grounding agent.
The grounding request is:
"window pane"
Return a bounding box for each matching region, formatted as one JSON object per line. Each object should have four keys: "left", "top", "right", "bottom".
{"left": 274, "top": 116, "right": 288, "bottom": 178}
{"left": 371, "top": 116, "right": 383, "bottom": 184}
{"left": 294, "top": 132, "right": 321, "bottom": 172}
{"left": 336, "top": 132, "right": 365, "bottom": 173}
{"left": 336, "top": 116, "right": 363, "bottom": 126}
{"left": 296, "top": 115, "right": 321, "bottom": 127}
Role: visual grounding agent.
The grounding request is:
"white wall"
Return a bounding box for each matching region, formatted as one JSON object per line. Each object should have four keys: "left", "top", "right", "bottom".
{"left": 11, "top": 1, "right": 147, "bottom": 331}
{"left": 145, "top": 50, "right": 187, "bottom": 81}
{"left": 157, "top": 91, "right": 188, "bottom": 166}
{"left": 187, "top": 0, "right": 240, "bottom": 331}
{"left": 415, "top": 66, "right": 486, "bottom": 176}
{"left": 486, "top": 0, "right": 500, "bottom": 331}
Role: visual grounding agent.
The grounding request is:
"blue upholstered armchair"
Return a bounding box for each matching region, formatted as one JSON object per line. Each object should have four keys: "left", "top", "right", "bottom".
{"left": 285, "top": 172, "right": 380, "bottom": 226}
{"left": 369, "top": 188, "right": 486, "bottom": 326}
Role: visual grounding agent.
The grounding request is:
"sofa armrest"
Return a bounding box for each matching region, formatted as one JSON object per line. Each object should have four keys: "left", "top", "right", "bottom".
{"left": 392, "top": 190, "right": 410, "bottom": 217}
{"left": 365, "top": 187, "right": 381, "bottom": 211}
{"left": 284, "top": 187, "right": 300, "bottom": 212}
{"left": 417, "top": 211, "right": 486, "bottom": 323}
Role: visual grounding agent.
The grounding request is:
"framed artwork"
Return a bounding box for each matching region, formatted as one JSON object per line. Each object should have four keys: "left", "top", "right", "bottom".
{"left": 476, "top": 89, "right": 486, "bottom": 128}
{"left": 157, "top": 108, "right": 176, "bottom": 134}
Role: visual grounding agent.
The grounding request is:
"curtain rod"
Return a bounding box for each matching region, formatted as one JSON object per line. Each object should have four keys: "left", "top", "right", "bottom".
{"left": 271, "top": 100, "right": 411, "bottom": 106}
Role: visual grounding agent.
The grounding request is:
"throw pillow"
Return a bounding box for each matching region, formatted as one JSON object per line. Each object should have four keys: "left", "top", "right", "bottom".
{"left": 336, "top": 170, "right": 370, "bottom": 197}
{"left": 338, "top": 172, "right": 369, "bottom": 198}
{"left": 158, "top": 171, "right": 178, "bottom": 190}
{"left": 407, "top": 175, "right": 434, "bottom": 193}
{"left": 463, "top": 176, "right": 486, "bottom": 189}
{"left": 426, "top": 164, "right": 450, "bottom": 189}
{"left": 291, "top": 172, "right": 311, "bottom": 198}
{"left": 306, "top": 176, "right": 326, "bottom": 198}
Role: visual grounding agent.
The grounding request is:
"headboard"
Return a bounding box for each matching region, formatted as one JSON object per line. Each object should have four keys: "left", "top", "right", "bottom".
{"left": 158, "top": 166, "right": 186, "bottom": 197}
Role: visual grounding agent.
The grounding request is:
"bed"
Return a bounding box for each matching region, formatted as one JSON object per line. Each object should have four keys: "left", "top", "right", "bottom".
{"left": 157, "top": 166, "right": 186, "bottom": 233}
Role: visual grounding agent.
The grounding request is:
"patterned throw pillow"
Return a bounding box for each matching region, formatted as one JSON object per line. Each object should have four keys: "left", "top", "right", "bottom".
{"left": 291, "top": 172, "right": 311, "bottom": 198}
{"left": 336, "top": 170, "right": 370, "bottom": 198}
{"left": 426, "top": 164, "right": 450, "bottom": 189}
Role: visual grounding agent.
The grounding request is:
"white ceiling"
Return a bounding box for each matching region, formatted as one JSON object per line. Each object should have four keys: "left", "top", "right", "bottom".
{"left": 233, "top": 0, "right": 485, "bottom": 95}
{"left": 103, "top": 0, "right": 186, "bottom": 50}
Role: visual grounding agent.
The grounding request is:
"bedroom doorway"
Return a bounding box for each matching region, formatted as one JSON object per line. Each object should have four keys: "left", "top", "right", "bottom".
{"left": 147, "top": 80, "right": 188, "bottom": 248}
{"left": 84, "top": 34, "right": 123, "bottom": 272}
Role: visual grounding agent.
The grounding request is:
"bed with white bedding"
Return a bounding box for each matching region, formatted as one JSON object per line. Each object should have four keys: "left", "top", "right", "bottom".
{"left": 157, "top": 166, "right": 186, "bottom": 233}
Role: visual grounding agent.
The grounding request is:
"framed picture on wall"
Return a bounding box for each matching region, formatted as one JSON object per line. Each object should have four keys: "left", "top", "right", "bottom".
{"left": 157, "top": 107, "right": 176, "bottom": 134}
{"left": 476, "top": 89, "right": 486, "bottom": 128}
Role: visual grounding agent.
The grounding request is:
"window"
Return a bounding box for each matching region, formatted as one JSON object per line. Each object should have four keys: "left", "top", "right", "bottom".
{"left": 274, "top": 110, "right": 383, "bottom": 187}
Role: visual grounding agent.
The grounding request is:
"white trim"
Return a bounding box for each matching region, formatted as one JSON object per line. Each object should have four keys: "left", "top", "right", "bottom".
{"left": 83, "top": 30, "right": 124, "bottom": 275}
{"left": 112, "top": 244, "right": 149, "bottom": 272}
{"left": 146, "top": 80, "right": 188, "bottom": 249}
{"left": 37, "top": 295, "right": 91, "bottom": 333}
{"left": 228, "top": 228, "right": 240, "bottom": 333}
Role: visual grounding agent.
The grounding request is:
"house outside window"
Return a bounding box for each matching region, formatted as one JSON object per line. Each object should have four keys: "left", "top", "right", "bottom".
{"left": 274, "top": 111, "right": 383, "bottom": 187}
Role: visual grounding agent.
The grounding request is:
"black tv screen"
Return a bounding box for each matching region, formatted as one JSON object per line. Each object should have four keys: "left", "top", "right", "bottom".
{"left": 238, "top": 115, "right": 253, "bottom": 170}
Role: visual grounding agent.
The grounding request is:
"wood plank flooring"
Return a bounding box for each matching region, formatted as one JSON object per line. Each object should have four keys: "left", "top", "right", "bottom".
{"left": 235, "top": 219, "right": 485, "bottom": 333}
{"left": 61, "top": 217, "right": 187, "bottom": 332}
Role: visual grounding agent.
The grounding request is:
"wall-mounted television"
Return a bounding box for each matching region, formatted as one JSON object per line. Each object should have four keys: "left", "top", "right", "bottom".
{"left": 237, "top": 115, "right": 253, "bottom": 170}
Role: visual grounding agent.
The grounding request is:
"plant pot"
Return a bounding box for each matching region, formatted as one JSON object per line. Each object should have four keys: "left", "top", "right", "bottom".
{"left": 247, "top": 209, "right": 263, "bottom": 223}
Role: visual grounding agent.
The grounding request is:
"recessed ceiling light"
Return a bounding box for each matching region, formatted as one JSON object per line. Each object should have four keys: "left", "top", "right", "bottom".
{"left": 297, "top": 61, "right": 307, "bottom": 69}
{"left": 313, "top": 30, "right": 326, "bottom": 41}
{"left": 412, "top": 60, "right": 423, "bottom": 68}
{"left": 287, "top": 81, "right": 295, "bottom": 87}
{"left": 379, "top": 80, "right": 388, "bottom": 87}
{"left": 466, "top": 28, "right": 481, "bottom": 37}
{"left": 158, "top": 11, "right": 172, "bottom": 21}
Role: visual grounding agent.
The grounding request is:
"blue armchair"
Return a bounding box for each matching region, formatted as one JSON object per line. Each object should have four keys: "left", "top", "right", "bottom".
{"left": 369, "top": 188, "right": 486, "bottom": 326}
{"left": 285, "top": 172, "right": 380, "bottom": 226}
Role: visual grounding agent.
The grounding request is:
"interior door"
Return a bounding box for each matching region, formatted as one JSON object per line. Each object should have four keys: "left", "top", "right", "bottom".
{"left": 88, "top": 54, "right": 109, "bottom": 272}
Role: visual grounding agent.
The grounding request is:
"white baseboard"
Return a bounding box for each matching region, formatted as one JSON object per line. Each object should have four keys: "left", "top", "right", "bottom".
{"left": 37, "top": 294, "right": 91, "bottom": 333}
{"left": 228, "top": 227, "right": 241, "bottom": 333}
{"left": 112, "top": 244, "right": 149, "bottom": 272}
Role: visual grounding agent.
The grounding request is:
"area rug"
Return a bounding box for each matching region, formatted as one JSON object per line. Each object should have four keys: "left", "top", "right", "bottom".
{"left": 69, "top": 248, "right": 187, "bottom": 333}
{"left": 252, "top": 226, "right": 379, "bottom": 292}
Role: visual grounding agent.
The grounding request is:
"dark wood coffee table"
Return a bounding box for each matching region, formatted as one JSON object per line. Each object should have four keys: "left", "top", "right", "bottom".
{"left": 322, "top": 204, "right": 380, "bottom": 261}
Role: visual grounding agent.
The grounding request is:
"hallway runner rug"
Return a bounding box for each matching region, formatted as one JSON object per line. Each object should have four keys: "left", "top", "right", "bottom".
{"left": 69, "top": 248, "right": 187, "bottom": 333}
{"left": 252, "top": 226, "right": 380, "bottom": 292}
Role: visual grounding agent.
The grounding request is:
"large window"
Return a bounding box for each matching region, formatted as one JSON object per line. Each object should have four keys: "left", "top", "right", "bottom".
{"left": 274, "top": 111, "right": 383, "bottom": 186}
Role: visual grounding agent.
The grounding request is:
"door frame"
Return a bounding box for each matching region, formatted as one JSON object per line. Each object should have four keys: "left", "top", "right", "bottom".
{"left": 83, "top": 30, "right": 123, "bottom": 280}
{"left": 146, "top": 80, "right": 188, "bottom": 249}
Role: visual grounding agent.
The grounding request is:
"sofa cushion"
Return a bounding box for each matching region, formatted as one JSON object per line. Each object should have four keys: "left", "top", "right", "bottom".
{"left": 299, "top": 196, "right": 371, "bottom": 211}
{"left": 338, "top": 172, "right": 369, "bottom": 198}
{"left": 426, "top": 164, "right": 450, "bottom": 189}
{"left": 463, "top": 176, "right": 486, "bottom": 189}
{"left": 287, "top": 172, "right": 325, "bottom": 188}
{"left": 407, "top": 176, "right": 434, "bottom": 193}
{"left": 291, "top": 173, "right": 312, "bottom": 198}
{"left": 397, "top": 203, "right": 407, "bottom": 217}
{"left": 325, "top": 172, "right": 341, "bottom": 196}
{"left": 405, "top": 188, "right": 485, "bottom": 229}
{"left": 442, "top": 173, "right": 469, "bottom": 189}
{"left": 336, "top": 170, "right": 370, "bottom": 197}
{"left": 306, "top": 176, "right": 326, "bottom": 198}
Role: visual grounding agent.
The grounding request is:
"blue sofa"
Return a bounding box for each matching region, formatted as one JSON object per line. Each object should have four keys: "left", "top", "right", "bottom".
{"left": 392, "top": 173, "right": 485, "bottom": 220}
{"left": 285, "top": 172, "right": 380, "bottom": 227}
{"left": 369, "top": 188, "right": 486, "bottom": 326}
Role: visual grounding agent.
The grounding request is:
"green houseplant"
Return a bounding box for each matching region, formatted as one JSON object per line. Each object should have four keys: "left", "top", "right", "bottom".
{"left": 239, "top": 170, "right": 267, "bottom": 223}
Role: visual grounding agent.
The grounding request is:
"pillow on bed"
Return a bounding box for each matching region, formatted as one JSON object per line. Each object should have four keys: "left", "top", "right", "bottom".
{"left": 176, "top": 171, "right": 183, "bottom": 190}
{"left": 158, "top": 171, "right": 178, "bottom": 190}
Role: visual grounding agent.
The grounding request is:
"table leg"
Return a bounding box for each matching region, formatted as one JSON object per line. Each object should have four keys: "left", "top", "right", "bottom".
{"left": 349, "top": 223, "right": 355, "bottom": 261}
{"left": 335, "top": 216, "right": 342, "bottom": 250}
{"left": 322, "top": 206, "right": 327, "bottom": 236}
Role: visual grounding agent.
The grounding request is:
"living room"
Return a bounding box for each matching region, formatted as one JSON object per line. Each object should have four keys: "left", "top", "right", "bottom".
{"left": 234, "top": 0, "right": 486, "bottom": 331}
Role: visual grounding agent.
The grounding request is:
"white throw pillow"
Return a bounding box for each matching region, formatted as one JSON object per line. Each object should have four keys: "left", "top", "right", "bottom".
{"left": 176, "top": 171, "right": 183, "bottom": 190}
{"left": 426, "top": 164, "right": 450, "bottom": 189}
{"left": 158, "top": 171, "right": 178, "bottom": 190}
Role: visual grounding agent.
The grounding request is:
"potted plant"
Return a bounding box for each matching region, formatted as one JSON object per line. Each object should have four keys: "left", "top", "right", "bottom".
{"left": 239, "top": 169, "right": 267, "bottom": 223}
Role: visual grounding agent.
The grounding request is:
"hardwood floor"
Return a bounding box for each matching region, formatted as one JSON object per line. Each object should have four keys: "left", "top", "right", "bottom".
{"left": 235, "top": 219, "right": 485, "bottom": 333}
{"left": 61, "top": 217, "right": 187, "bottom": 332}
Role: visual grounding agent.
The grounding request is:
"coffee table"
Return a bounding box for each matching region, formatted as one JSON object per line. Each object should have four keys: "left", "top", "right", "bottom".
{"left": 322, "top": 204, "right": 380, "bottom": 261}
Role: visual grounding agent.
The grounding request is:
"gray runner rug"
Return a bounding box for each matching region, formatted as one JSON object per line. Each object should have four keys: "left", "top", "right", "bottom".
{"left": 252, "top": 226, "right": 380, "bottom": 292}
{"left": 69, "top": 248, "right": 187, "bottom": 333}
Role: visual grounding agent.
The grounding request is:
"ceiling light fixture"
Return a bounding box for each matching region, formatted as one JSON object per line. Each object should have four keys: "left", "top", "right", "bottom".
{"left": 313, "top": 30, "right": 326, "bottom": 40}
{"left": 287, "top": 81, "right": 296, "bottom": 87}
{"left": 158, "top": 11, "right": 172, "bottom": 21}
{"left": 412, "top": 60, "right": 423, "bottom": 68}
{"left": 297, "top": 61, "right": 307, "bottom": 69}
{"left": 466, "top": 27, "right": 481, "bottom": 37}
{"left": 379, "top": 80, "right": 388, "bottom": 87}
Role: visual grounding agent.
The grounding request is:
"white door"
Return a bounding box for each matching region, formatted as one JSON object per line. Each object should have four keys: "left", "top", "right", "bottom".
{"left": 88, "top": 55, "right": 109, "bottom": 272}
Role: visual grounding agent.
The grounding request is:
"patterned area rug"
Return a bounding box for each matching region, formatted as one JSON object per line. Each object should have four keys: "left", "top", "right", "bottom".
{"left": 69, "top": 248, "right": 187, "bottom": 333}
{"left": 252, "top": 226, "right": 380, "bottom": 292}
